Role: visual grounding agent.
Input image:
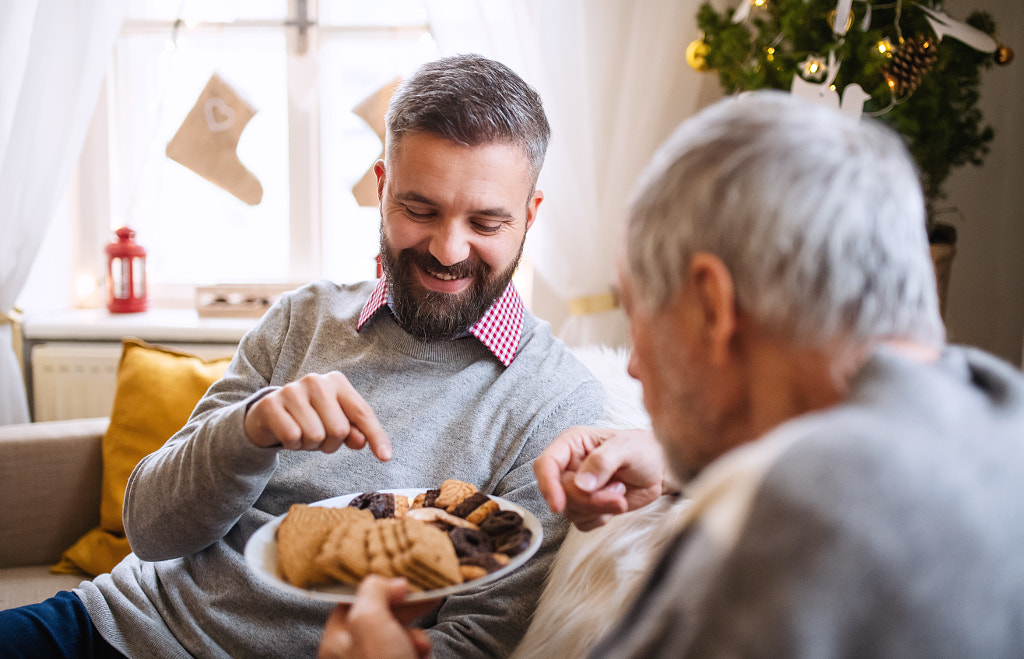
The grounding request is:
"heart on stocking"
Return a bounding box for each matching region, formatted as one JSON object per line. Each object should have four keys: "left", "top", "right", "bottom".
{"left": 204, "top": 97, "right": 236, "bottom": 132}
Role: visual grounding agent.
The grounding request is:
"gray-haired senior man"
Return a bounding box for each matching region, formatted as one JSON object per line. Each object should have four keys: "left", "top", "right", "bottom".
{"left": 0, "top": 54, "right": 603, "bottom": 658}
{"left": 323, "top": 91, "right": 1024, "bottom": 658}
{"left": 536, "top": 90, "right": 1024, "bottom": 657}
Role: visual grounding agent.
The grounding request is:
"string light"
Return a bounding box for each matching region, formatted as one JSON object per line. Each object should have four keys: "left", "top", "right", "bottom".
{"left": 877, "top": 39, "right": 894, "bottom": 55}
{"left": 799, "top": 55, "right": 827, "bottom": 82}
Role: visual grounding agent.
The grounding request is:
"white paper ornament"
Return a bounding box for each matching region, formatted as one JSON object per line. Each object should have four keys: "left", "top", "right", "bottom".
{"left": 791, "top": 51, "right": 869, "bottom": 119}
{"left": 916, "top": 4, "right": 998, "bottom": 53}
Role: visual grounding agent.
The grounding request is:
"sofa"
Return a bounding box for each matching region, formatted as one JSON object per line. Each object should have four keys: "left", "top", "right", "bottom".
{"left": 0, "top": 416, "right": 111, "bottom": 608}
{"left": 0, "top": 345, "right": 690, "bottom": 656}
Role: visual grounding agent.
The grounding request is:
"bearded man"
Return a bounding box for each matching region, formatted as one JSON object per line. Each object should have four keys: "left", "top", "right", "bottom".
{"left": 0, "top": 54, "right": 602, "bottom": 658}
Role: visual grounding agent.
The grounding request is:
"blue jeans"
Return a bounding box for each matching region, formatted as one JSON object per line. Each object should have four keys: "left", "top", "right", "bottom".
{"left": 0, "top": 591, "right": 125, "bottom": 658}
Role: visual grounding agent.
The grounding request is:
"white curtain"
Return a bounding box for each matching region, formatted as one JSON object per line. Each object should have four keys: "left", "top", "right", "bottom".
{"left": 0, "top": 0, "right": 124, "bottom": 424}
{"left": 426, "top": 0, "right": 712, "bottom": 347}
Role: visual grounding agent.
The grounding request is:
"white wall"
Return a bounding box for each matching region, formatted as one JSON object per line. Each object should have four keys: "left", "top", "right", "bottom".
{"left": 942, "top": 0, "right": 1024, "bottom": 365}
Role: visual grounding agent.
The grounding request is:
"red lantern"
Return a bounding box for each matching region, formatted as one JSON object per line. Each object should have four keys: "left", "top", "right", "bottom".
{"left": 105, "top": 226, "right": 149, "bottom": 313}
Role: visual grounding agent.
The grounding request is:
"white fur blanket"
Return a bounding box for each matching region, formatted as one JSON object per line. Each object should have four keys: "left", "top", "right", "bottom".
{"left": 510, "top": 346, "right": 691, "bottom": 658}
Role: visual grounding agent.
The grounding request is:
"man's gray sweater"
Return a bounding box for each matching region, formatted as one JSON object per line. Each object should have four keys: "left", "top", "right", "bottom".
{"left": 76, "top": 280, "right": 603, "bottom": 658}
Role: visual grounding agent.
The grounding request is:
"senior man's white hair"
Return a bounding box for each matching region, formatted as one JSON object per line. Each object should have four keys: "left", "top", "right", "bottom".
{"left": 624, "top": 90, "right": 945, "bottom": 359}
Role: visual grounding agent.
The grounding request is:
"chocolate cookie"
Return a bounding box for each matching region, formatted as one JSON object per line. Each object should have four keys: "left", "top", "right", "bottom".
{"left": 348, "top": 491, "right": 396, "bottom": 519}
{"left": 479, "top": 510, "right": 523, "bottom": 537}
{"left": 494, "top": 527, "right": 532, "bottom": 556}
{"left": 422, "top": 488, "right": 441, "bottom": 508}
{"left": 449, "top": 492, "right": 491, "bottom": 518}
{"left": 449, "top": 527, "right": 494, "bottom": 558}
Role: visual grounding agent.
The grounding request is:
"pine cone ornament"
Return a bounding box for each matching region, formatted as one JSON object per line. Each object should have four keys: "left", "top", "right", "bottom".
{"left": 884, "top": 35, "right": 939, "bottom": 96}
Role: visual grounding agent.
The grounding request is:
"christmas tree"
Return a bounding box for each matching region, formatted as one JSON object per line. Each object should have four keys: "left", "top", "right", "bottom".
{"left": 693, "top": 0, "right": 1014, "bottom": 242}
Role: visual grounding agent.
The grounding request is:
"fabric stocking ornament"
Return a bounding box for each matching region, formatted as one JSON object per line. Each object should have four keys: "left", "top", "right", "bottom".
{"left": 166, "top": 73, "right": 263, "bottom": 205}
{"left": 350, "top": 76, "right": 401, "bottom": 207}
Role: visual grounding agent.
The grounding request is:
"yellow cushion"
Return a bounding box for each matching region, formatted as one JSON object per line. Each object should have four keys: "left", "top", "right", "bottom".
{"left": 52, "top": 338, "right": 231, "bottom": 576}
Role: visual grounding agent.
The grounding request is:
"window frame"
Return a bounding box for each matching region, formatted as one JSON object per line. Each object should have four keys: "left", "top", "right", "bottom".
{"left": 74, "top": 0, "right": 434, "bottom": 309}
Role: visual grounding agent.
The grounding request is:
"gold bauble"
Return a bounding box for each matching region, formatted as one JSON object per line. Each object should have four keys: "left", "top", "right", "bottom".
{"left": 995, "top": 44, "right": 1014, "bottom": 66}
{"left": 686, "top": 39, "right": 710, "bottom": 72}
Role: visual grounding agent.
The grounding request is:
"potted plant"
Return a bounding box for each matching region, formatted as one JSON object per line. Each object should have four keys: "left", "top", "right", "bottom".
{"left": 691, "top": 0, "right": 1014, "bottom": 315}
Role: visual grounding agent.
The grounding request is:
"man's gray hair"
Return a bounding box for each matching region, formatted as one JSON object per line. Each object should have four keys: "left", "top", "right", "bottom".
{"left": 385, "top": 53, "right": 550, "bottom": 187}
{"left": 625, "top": 90, "right": 945, "bottom": 352}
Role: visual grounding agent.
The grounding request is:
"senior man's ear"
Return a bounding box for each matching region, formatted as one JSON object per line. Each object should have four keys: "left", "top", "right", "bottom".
{"left": 687, "top": 253, "right": 737, "bottom": 365}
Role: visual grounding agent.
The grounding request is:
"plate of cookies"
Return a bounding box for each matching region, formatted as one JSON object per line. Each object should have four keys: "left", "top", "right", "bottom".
{"left": 244, "top": 479, "right": 543, "bottom": 602}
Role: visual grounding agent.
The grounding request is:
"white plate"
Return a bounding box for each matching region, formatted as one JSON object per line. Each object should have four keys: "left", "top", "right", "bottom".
{"left": 244, "top": 488, "right": 543, "bottom": 603}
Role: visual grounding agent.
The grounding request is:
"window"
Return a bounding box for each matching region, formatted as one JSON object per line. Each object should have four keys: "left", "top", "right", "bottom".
{"left": 77, "top": 0, "right": 439, "bottom": 307}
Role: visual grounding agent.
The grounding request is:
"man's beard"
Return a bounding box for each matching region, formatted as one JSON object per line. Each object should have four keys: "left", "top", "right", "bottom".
{"left": 379, "top": 230, "right": 525, "bottom": 341}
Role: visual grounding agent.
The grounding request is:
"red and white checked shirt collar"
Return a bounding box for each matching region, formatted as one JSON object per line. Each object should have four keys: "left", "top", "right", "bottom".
{"left": 356, "top": 276, "right": 524, "bottom": 367}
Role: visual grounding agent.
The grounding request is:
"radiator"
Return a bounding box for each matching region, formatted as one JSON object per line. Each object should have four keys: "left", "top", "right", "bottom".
{"left": 30, "top": 342, "right": 235, "bottom": 422}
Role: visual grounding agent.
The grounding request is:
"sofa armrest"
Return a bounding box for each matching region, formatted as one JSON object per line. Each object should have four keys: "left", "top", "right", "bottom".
{"left": 0, "top": 417, "right": 108, "bottom": 568}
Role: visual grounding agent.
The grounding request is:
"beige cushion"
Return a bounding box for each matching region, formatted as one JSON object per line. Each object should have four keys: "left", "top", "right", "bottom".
{"left": 0, "top": 565, "right": 89, "bottom": 609}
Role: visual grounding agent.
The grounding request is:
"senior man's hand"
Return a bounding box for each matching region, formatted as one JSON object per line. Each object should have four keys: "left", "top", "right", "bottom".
{"left": 534, "top": 427, "right": 665, "bottom": 531}
{"left": 244, "top": 371, "right": 391, "bottom": 461}
{"left": 318, "top": 577, "right": 437, "bottom": 659}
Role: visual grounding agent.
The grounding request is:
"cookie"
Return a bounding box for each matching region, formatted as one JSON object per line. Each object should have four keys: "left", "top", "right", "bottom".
{"left": 316, "top": 509, "right": 376, "bottom": 585}
{"left": 449, "top": 527, "right": 493, "bottom": 558}
{"left": 366, "top": 521, "right": 396, "bottom": 577}
{"left": 460, "top": 565, "right": 488, "bottom": 581}
{"left": 394, "top": 494, "right": 410, "bottom": 518}
{"left": 379, "top": 518, "right": 406, "bottom": 558}
{"left": 466, "top": 499, "right": 500, "bottom": 525}
{"left": 392, "top": 517, "right": 463, "bottom": 590}
{"left": 348, "top": 491, "right": 396, "bottom": 519}
{"left": 411, "top": 489, "right": 440, "bottom": 509}
{"left": 277, "top": 504, "right": 367, "bottom": 588}
{"left": 406, "top": 506, "right": 479, "bottom": 530}
{"left": 494, "top": 527, "right": 533, "bottom": 556}
{"left": 479, "top": 510, "right": 524, "bottom": 537}
{"left": 435, "top": 479, "right": 478, "bottom": 512}
{"left": 450, "top": 492, "right": 491, "bottom": 518}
